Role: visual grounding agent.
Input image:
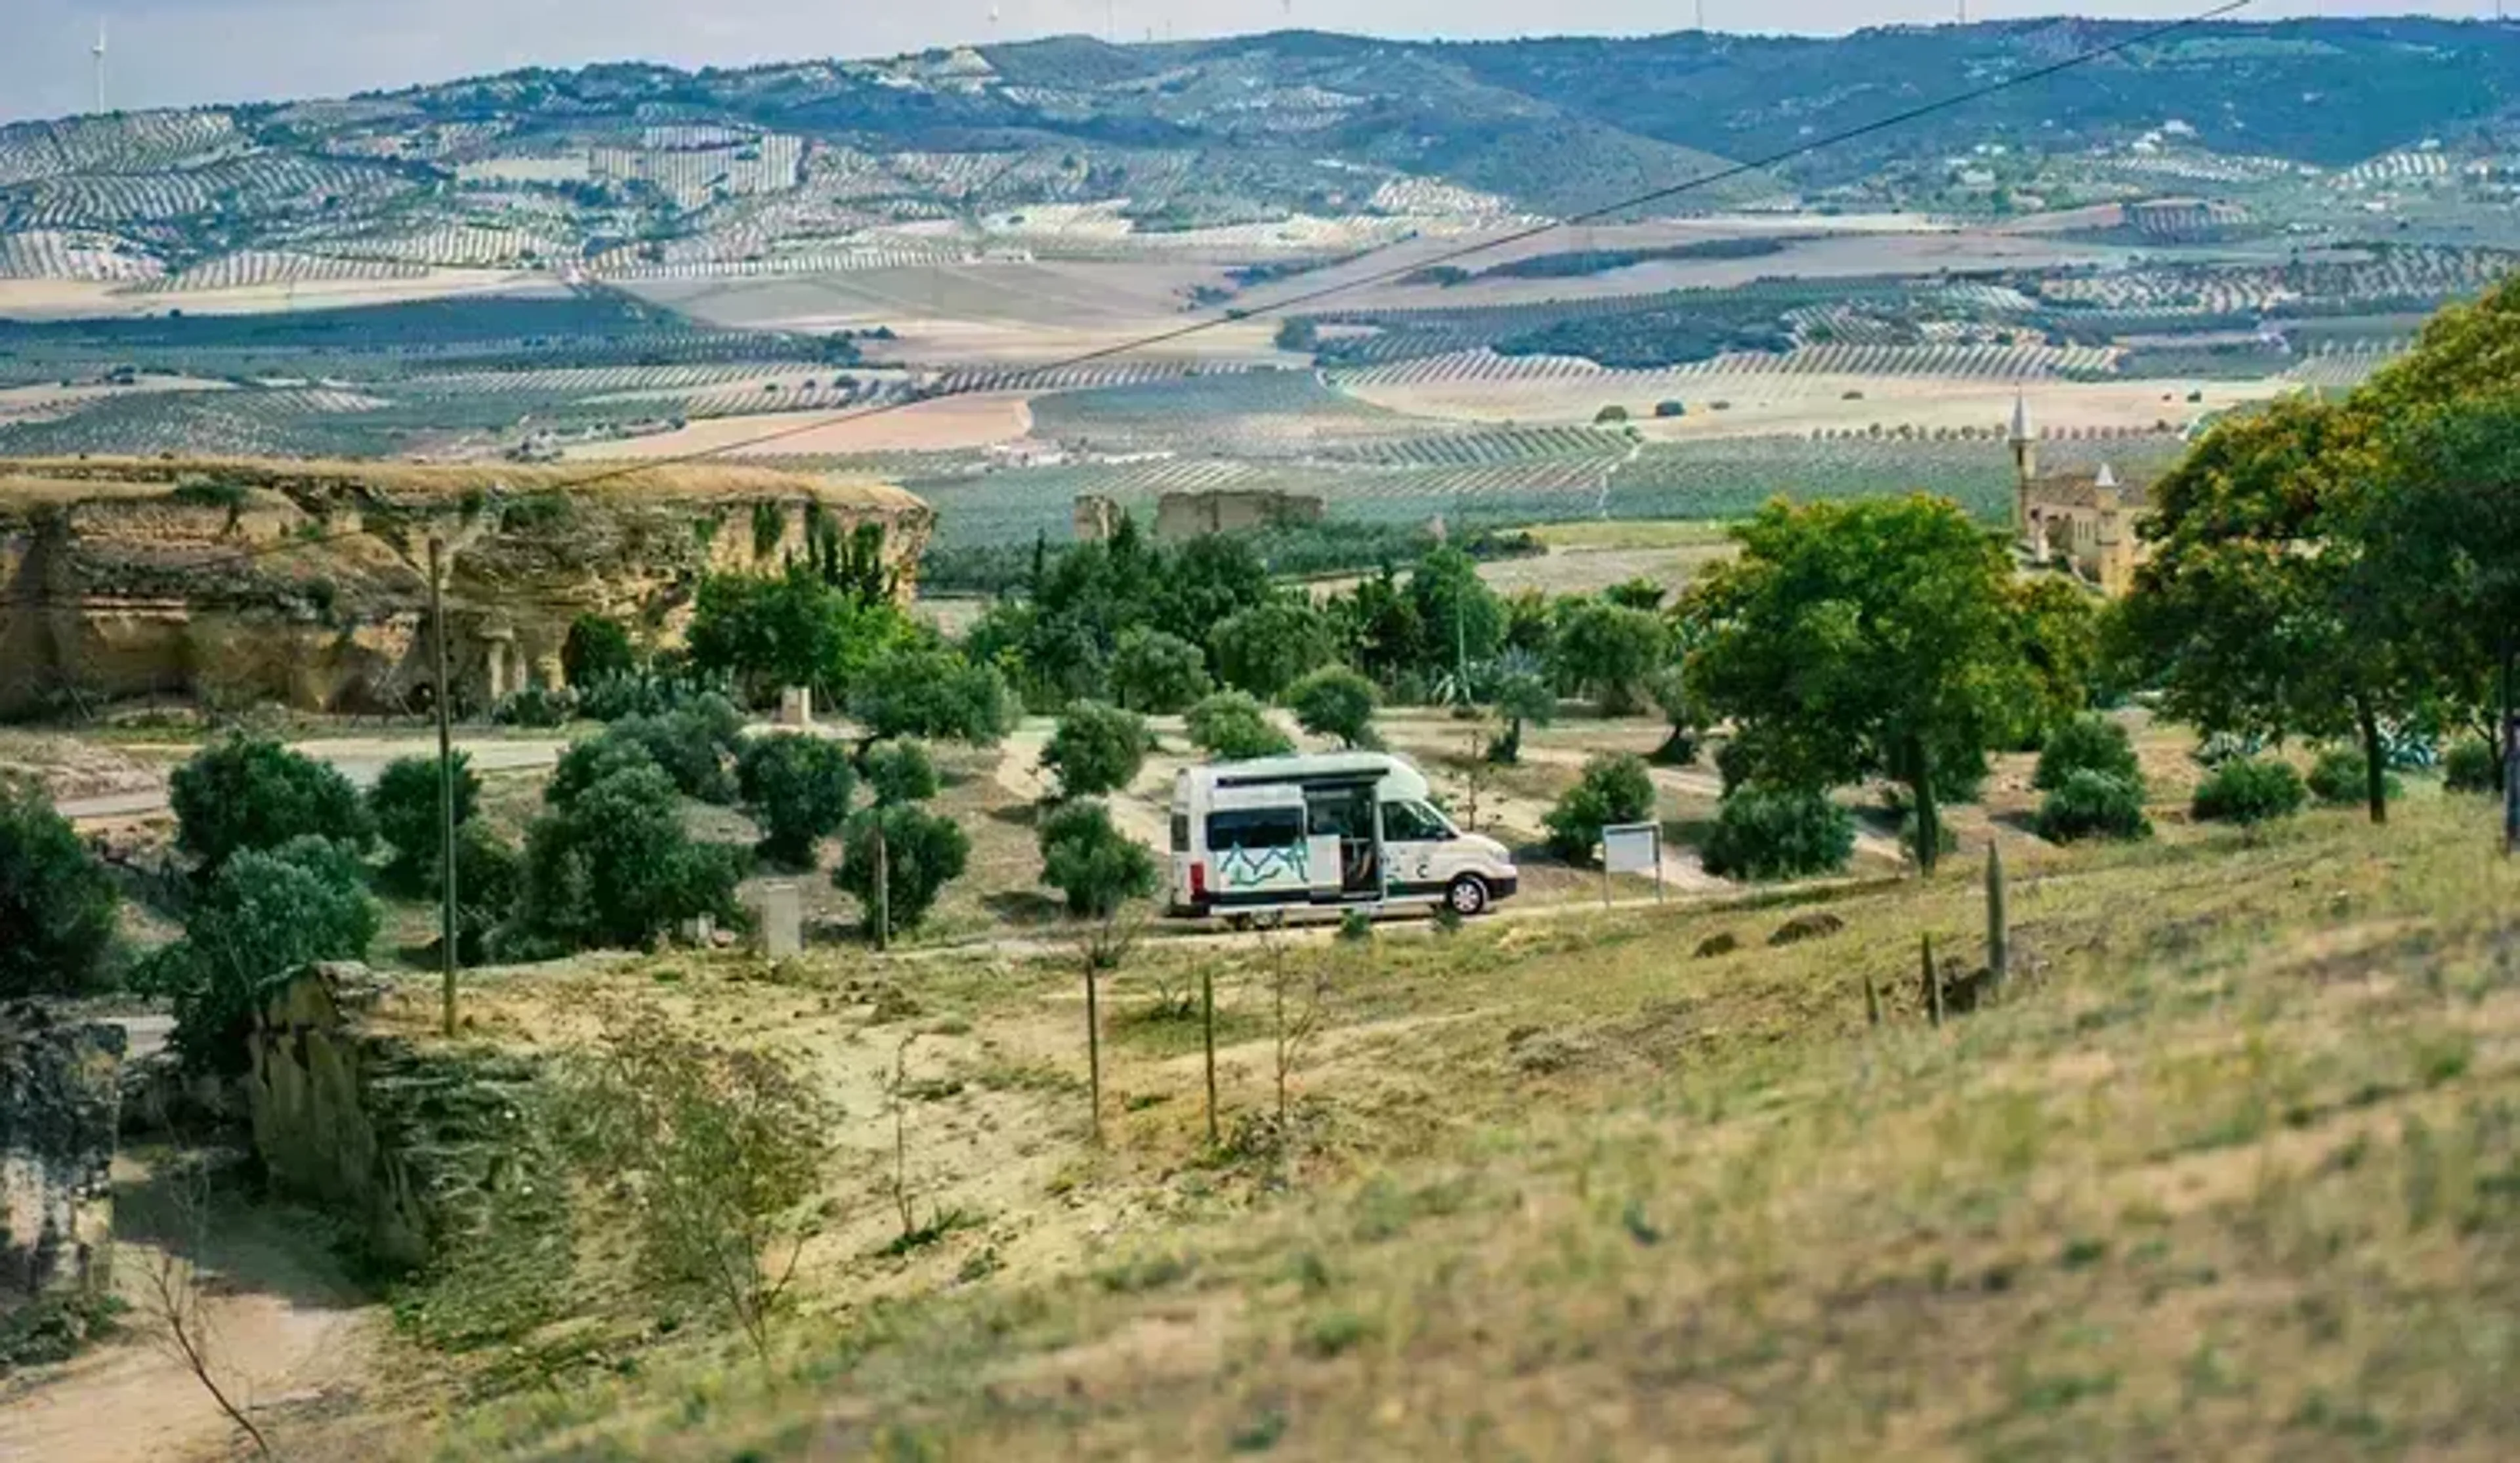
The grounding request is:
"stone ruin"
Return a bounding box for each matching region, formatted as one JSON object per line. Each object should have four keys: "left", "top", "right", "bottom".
{"left": 1, "top": 1004, "right": 125, "bottom": 1308}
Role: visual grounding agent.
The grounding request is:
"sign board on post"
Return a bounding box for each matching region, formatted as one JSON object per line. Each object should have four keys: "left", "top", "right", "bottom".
{"left": 1599, "top": 822, "right": 1664, "bottom": 905}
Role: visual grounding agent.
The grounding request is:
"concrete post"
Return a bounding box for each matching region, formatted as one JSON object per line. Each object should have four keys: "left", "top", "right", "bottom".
{"left": 757, "top": 883, "right": 802, "bottom": 960}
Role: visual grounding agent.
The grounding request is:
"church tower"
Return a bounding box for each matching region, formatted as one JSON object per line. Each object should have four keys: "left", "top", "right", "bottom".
{"left": 2007, "top": 389, "right": 2037, "bottom": 542}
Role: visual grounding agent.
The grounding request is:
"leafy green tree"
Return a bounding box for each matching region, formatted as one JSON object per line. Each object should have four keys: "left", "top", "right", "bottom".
{"left": 2116, "top": 396, "right": 2423, "bottom": 825}
{"left": 1687, "top": 496, "right": 2038, "bottom": 872}
{"left": 1108, "top": 628, "right": 1212, "bottom": 715}
{"left": 0, "top": 784, "right": 120, "bottom": 998}
{"left": 2012, "top": 576, "right": 2103, "bottom": 742}
{"left": 515, "top": 760, "right": 745, "bottom": 953}
{"left": 1041, "top": 702, "right": 1150, "bottom": 799}
{"left": 1603, "top": 578, "right": 1666, "bottom": 612}
{"left": 1210, "top": 600, "right": 1336, "bottom": 700}
{"left": 861, "top": 739, "right": 939, "bottom": 805}
{"left": 1185, "top": 690, "right": 1293, "bottom": 760}
{"left": 1036, "top": 800, "right": 1158, "bottom": 919}
{"left": 580, "top": 696, "right": 745, "bottom": 805}
{"left": 2034, "top": 714, "right": 2141, "bottom": 792}
{"left": 736, "top": 734, "right": 857, "bottom": 868}
{"left": 446, "top": 822, "right": 522, "bottom": 965}
{"left": 835, "top": 803, "right": 969, "bottom": 939}
{"left": 1699, "top": 786, "right": 1854, "bottom": 880}
{"left": 2309, "top": 745, "right": 2402, "bottom": 807}
{"left": 1406, "top": 547, "right": 1506, "bottom": 683}
{"left": 686, "top": 568, "right": 903, "bottom": 707}
{"left": 1542, "top": 753, "right": 1656, "bottom": 866}
{"left": 145, "top": 836, "right": 379, "bottom": 1073}
{"left": 849, "top": 643, "right": 1016, "bottom": 746}
{"left": 1486, "top": 669, "right": 1556, "bottom": 765}
{"left": 561, "top": 614, "right": 639, "bottom": 689}
{"left": 2035, "top": 771, "right": 2152, "bottom": 843}
{"left": 1550, "top": 601, "right": 1669, "bottom": 715}
{"left": 1287, "top": 666, "right": 1380, "bottom": 749}
{"left": 171, "top": 736, "right": 371, "bottom": 872}
{"left": 370, "top": 752, "right": 479, "bottom": 890}
{"left": 1644, "top": 664, "right": 1702, "bottom": 766}
{"left": 2445, "top": 738, "right": 2500, "bottom": 793}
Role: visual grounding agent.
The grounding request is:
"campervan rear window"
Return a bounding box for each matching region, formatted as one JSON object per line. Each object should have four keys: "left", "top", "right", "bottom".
{"left": 1206, "top": 808, "right": 1305, "bottom": 851}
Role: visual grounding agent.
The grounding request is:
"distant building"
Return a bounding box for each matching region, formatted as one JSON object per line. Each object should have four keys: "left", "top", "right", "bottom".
{"left": 2009, "top": 393, "right": 2151, "bottom": 597}
{"left": 1072, "top": 488, "right": 1326, "bottom": 544}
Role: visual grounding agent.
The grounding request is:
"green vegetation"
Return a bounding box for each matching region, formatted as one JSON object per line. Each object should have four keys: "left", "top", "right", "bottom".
{"left": 862, "top": 739, "right": 940, "bottom": 806}
{"left": 140, "top": 836, "right": 379, "bottom": 1073}
{"left": 0, "top": 784, "right": 121, "bottom": 999}
{"left": 736, "top": 734, "right": 857, "bottom": 869}
{"left": 1036, "top": 800, "right": 1160, "bottom": 919}
{"left": 1542, "top": 752, "right": 1655, "bottom": 866}
{"left": 2191, "top": 757, "right": 2308, "bottom": 826}
{"left": 1040, "top": 702, "right": 1151, "bottom": 800}
{"left": 561, "top": 615, "right": 639, "bottom": 689}
{"left": 849, "top": 642, "right": 1016, "bottom": 746}
{"left": 1108, "top": 629, "right": 1211, "bottom": 715}
{"left": 835, "top": 803, "right": 969, "bottom": 940}
{"left": 1286, "top": 666, "right": 1380, "bottom": 749}
{"left": 1186, "top": 690, "right": 1294, "bottom": 761}
{"left": 2034, "top": 715, "right": 2141, "bottom": 792}
{"left": 1698, "top": 785, "right": 1856, "bottom": 880}
{"left": 370, "top": 752, "right": 480, "bottom": 893}
{"left": 2035, "top": 770, "right": 2154, "bottom": 843}
{"left": 513, "top": 757, "right": 745, "bottom": 955}
{"left": 2309, "top": 745, "right": 2403, "bottom": 808}
{"left": 170, "top": 735, "right": 371, "bottom": 873}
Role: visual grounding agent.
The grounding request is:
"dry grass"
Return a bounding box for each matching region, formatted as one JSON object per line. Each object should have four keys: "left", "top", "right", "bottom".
{"left": 371, "top": 758, "right": 2520, "bottom": 1461}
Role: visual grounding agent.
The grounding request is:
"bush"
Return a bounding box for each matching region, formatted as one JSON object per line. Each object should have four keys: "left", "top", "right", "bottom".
{"left": 1645, "top": 664, "right": 1700, "bottom": 766}
{"left": 1551, "top": 602, "right": 1668, "bottom": 715}
{"left": 1109, "top": 629, "right": 1213, "bottom": 715}
{"left": 2445, "top": 737, "right": 2500, "bottom": 794}
{"left": 2307, "top": 745, "right": 2402, "bottom": 807}
{"left": 1487, "top": 670, "right": 1556, "bottom": 764}
{"left": 1186, "top": 690, "right": 1293, "bottom": 760}
{"left": 1698, "top": 786, "right": 1855, "bottom": 880}
{"left": 736, "top": 734, "right": 857, "bottom": 868}
{"left": 561, "top": 615, "right": 639, "bottom": 688}
{"left": 862, "top": 738, "right": 939, "bottom": 805}
{"left": 171, "top": 736, "right": 371, "bottom": 872}
{"left": 1209, "top": 601, "right": 1336, "bottom": 700}
{"left": 563, "top": 696, "right": 745, "bottom": 805}
{"left": 145, "top": 836, "right": 379, "bottom": 1073}
{"left": 2191, "top": 757, "right": 2307, "bottom": 826}
{"left": 370, "top": 753, "right": 480, "bottom": 889}
{"left": 446, "top": 822, "right": 523, "bottom": 965}
{"left": 492, "top": 683, "right": 578, "bottom": 729}
{"left": 0, "top": 784, "right": 121, "bottom": 998}
{"left": 850, "top": 644, "right": 1015, "bottom": 746}
{"left": 1594, "top": 404, "right": 1629, "bottom": 423}
{"left": 2034, "top": 715, "right": 2141, "bottom": 792}
{"left": 1036, "top": 800, "right": 1158, "bottom": 919}
{"left": 1542, "top": 753, "right": 1656, "bottom": 866}
{"left": 514, "top": 761, "right": 745, "bottom": 953}
{"left": 1041, "top": 702, "right": 1150, "bottom": 799}
{"left": 2034, "top": 771, "right": 2152, "bottom": 843}
{"left": 835, "top": 803, "right": 969, "bottom": 939}
{"left": 1654, "top": 399, "right": 1686, "bottom": 418}
{"left": 1287, "top": 666, "right": 1379, "bottom": 748}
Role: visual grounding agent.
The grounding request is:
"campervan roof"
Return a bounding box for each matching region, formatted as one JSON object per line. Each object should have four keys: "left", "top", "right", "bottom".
{"left": 1186, "top": 752, "right": 1433, "bottom": 801}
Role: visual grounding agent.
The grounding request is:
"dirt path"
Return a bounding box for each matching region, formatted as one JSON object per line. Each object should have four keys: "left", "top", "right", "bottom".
{"left": 0, "top": 1159, "right": 385, "bottom": 1463}
{"left": 992, "top": 717, "right": 1175, "bottom": 853}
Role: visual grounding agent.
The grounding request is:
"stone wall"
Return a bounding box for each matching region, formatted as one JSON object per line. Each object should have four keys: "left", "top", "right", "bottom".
{"left": 0, "top": 1005, "right": 125, "bottom": 1307}
{"left": 245, "top": 964, "right": 547, "bottom": 1271}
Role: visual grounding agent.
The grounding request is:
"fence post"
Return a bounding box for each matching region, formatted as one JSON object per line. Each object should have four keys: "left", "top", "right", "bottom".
{"left": 1863, "top": 970, "right": 1882, "bottom": 1028}
{"left": 1922, "top": 933, "right": 1943, "bottom": 1029}
{"left": 1202, "top": 965, "right": 1219, "bottom": 1147}
{"left": 1986, "top": 842, "right": 2009, "bottom": 995}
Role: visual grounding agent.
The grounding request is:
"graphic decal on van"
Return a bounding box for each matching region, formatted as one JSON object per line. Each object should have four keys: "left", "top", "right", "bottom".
{"left": 1217, "top": 843, "right": 1309, "bottom": 887}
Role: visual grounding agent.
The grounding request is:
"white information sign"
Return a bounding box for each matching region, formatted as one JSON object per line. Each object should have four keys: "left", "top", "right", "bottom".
{"left": 1601, "top": 822, "right": 1662, "bottom": 876}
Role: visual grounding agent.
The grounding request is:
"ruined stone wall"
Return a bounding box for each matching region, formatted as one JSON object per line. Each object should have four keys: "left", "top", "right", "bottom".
{"left": 0, "top": 1006, "right": 125, "bottom": 1307}
{"left": 247, "top": 964, "right": 547, "bottom": 1271}
{"left": 1152, "top": 489, "right": 1324, "bottom": 541}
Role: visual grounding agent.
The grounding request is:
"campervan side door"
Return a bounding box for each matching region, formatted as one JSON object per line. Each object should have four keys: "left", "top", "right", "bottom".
{"left": 1203, "top": 784, "right": 1314, "bottom": 908}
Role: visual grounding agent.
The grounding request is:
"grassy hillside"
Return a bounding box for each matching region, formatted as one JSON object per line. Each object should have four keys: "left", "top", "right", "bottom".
{"left": 380, "top": 759, "right": 2520, "bottom": 1460}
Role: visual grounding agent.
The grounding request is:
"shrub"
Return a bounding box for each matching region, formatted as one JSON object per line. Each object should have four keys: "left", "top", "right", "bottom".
{"left": 145, "top": 836, "right": 379, "bottom": 1073}
{"left": 1594, "top": 404, "right": 1629, "bottom": 423}
{"left": 2034, "top": 715, "right": 2141, "bottom": 792}
{"left": 2307, "top": 745, "right": 2402, "bottom": 807}
{"left": 736, "top": 734, "right": 857, "bottom": 868}
{"left": 492, "top": 683, "right": 578, "bottom": 729}
{"left": 171, "top": 736, "right": 371, "bottom": 872}
{"left": 835, "top": 803, "right": 969, "bottom": 939}
{"left": 2035, "top": 770, "right": 2152, "bottom": 843}
{"left": 1186, "top": 690, "right": 1294, "bottom": 760}
{"left": 1542, "top": 753, "right": 1656, "bottom": 865}
{"left": 561, "top": 615, "right": 638, "bottom": 688}
{"left": 1487, "top": 670, "right": 1555, "bottom": 764}
{"left": 1645, "top": 664, "right": 1700, "bottom": 766}
{"left": 1036, "top": 799, "right": 1158, "bottom": 919}
{"left": 1551, "top": 602, "right": 1668, "bottom": 715}
{"left": 566, "top": 696, "right": 746, "bottom": 805}
{"left": 1287, "top": 666, "right": 1379, "bottom": 748}
{"left": 2192, "top": 757, "right": 2307, "bottom": 826}
{"left": 1109, "top": 629, "right": 1212, "bottom": 715}
{"left": 446, "top": 822, "right": 523, "bottom": 965}
{"left": 370, "top": 753, "right": 479, "bottom": 889}
{"left": 1698, "top": 786, "right": 1855, "bottom": 880}
{"left": 1209, "top": 601, "right": 1336, "bottom": 700}
{"left": 514, "top": 761, "right": 745, "bottom": 953}
{"left": 2445, "top": 737, "right": 2500, "bottom": 794}
{"left": 850, "top": 644, "right": 1015, "bottom": 746}
{"left": 862, "top": 738, "right": 939, "bottom": 805}
{"left": 1041, "top": 702, "right": 1150, "bottom": 799}
{"left": 1654, "top": 399, "right": 1686, "bottom": 418}
{"left": 0, "top": 784, "right": 121, "bottom": 998}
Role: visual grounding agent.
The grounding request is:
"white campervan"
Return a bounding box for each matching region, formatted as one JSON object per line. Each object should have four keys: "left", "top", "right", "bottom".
{"left": 1168, "top": 752, "right": 1519, "bottom": 923}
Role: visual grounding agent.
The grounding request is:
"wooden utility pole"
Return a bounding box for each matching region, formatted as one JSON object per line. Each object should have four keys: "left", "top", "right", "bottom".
{"left": 873, "top": 819, "right": 891, "bottom": 951}
{"left": 429, "top": 536, "right": 460, "bottom": 1038}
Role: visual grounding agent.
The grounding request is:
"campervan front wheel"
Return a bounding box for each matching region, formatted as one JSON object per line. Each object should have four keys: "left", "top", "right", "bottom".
{"left": 1445, "top": 875, "right": 1491, "bottom": 918}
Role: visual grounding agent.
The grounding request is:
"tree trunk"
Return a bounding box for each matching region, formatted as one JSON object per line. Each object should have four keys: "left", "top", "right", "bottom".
{"left": 2355, "top": 692, "right": 2387, "bottom": 826}
{"left": 1908, "top": 733, "right": 1941, "bottom": 876}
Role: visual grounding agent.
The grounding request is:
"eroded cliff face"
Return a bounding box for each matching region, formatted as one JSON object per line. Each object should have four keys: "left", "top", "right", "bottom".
{"left": 0, "top": 456, "right": 931, "bottom": 717}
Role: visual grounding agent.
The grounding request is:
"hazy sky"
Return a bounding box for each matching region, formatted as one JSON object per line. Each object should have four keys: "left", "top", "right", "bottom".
{"left": 2, "top": 3, "right": 2502, "bottom": 125}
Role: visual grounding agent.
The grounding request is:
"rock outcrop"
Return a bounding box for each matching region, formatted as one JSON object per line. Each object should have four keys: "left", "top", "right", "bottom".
{"left": 0, "top": 1004, "right": 125, "bottom": 1307}
{"left": 0, "top": 455, "right": 931, "bottom": 717}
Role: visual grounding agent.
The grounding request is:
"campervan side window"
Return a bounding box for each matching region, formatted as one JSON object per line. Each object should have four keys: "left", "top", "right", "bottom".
{"left": 1206, "top": 807, "right": 1305, "bottom": 851}
{"left": 1381, "top": 800, "right": 1453, "bottom": 842}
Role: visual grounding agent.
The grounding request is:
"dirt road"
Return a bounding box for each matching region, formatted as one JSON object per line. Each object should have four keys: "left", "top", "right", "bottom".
{"left": 54, "top": 734, "right": 578, "bottom": 825}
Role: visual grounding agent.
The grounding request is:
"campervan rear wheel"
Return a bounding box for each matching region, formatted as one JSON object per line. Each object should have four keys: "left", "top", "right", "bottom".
{"left": 1446, "top": 874, "right": 1490, "bottom": 918}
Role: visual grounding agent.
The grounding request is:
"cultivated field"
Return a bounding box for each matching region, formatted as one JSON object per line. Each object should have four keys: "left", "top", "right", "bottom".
{"left": 562, "top": 391, "right": 1036, "bottom": 459}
